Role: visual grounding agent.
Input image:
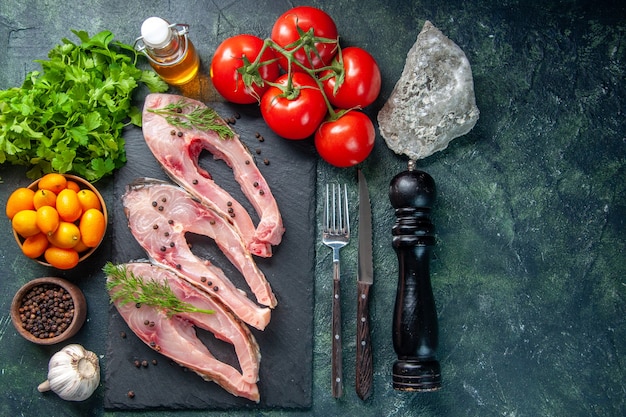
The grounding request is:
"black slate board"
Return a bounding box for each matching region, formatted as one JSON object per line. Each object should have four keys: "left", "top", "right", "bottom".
{"left": 104, "top": 101, "right": 317, "bottom": 410}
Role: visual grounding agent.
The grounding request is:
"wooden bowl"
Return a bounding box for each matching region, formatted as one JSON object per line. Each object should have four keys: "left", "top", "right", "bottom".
{"left": 12, "top": 174, "right": 108, "bottom": 268}
{"left": 10, "top": 277, "right": 87, "bottom": 345}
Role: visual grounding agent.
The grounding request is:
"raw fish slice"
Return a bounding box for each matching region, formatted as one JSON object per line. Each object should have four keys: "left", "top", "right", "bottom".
{"left": 118, "top": 262, "right": 261, "bottom": 384}
{"left": 107, "top": 264, "right": 260, "bottom": 402}
{"left": 124, "top": 178, "right": 276, "bottom": 308}
{"left": 142, "top": 93, "right": 284, "bottom": 257}
{"left": 123, "top": 179, "right": 272, "bottom": 330}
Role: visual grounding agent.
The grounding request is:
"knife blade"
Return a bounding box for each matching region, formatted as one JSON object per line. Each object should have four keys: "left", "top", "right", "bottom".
{"left": 356, "top": 169, "right": 374, "bottom": 400}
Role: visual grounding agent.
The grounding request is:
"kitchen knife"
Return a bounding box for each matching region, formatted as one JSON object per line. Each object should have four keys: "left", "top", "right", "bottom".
{"left": 356, "top": 169, "right": 374, "bottom": 400}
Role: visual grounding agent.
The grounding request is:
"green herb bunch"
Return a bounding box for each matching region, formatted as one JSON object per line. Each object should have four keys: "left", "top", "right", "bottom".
{"left": 0, "top": 30, "right": 168, "bottom": 181}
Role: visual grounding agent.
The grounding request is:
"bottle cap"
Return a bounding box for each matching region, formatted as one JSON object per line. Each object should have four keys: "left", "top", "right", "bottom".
{"left": 141, "top": 17, "right": 172, "bottom": 48}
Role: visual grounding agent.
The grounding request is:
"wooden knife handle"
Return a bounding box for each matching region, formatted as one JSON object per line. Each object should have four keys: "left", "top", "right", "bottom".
{"left": 331, "top": 267, "right": 343, "bottom": 398}
{"left": 356, "top": 281, "right": 373, "bottom": 400}
{"left": 389, "top": 168, "right": 442, "bottom": 392}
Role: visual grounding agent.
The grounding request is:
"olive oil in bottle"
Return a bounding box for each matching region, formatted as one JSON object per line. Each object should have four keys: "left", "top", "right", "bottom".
{"left": 135, "top": 17, "right": 200, "bottom": 86}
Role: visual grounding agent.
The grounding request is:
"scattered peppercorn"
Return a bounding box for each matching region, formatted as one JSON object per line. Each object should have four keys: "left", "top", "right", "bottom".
{"left": 142, "top": 360, "right": 149, "bottom": 367}
{"left": 152, "top": 201, "right": 157, "bottom": 207}
{"left": 168, "top": 219, "right": 174, "bottom": 224}
{"left": 260, "top": 190, "right": 265, "bottom": 195}
{"left": 245, "top": 160, "right": 251, "bottom": 165}
{"left": 255, "top": 132, "right": 260, "bottom": 138}
{"left": 177, "top": 131, "right": 183, "bottom": 137}
{"left": 213, "top": 286, "right": 219, "bottom": 292}
{"left": 152, "top": 359, "right": 158, "bottom": 365}
{"left": 170, "top": 130, "right": 176, "bottom": 136}
{"left": 127, "top": 391, "right": 135, "bottom": 399}
{"left": 153, "top": 224, "right": 159, "bottom": 230}
{"left": 134, "top": 360, "right": 141, "bottom": 368}
{"left": 193, "top": 179, "right": 198, "bottom": 185}
{"left": 256, "top": 148, "right": 262, "bottom": 155}
{"left": 234, "top": 112, "right": 240, "bottom": 119}
{"left": 263, "top": 159, "right": 270, "bottom": 165}
{"left": 120, "top": 331, "right": 127, "bottom": 339}
{"left": 169, "top": 242, "right": 175, "bottom": 247}
{"left": 253, "top": 181, "right": 259, "bottom": 187}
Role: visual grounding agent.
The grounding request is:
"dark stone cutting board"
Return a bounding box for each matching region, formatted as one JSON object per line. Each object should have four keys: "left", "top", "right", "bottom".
{"left": 104, "top": 100, "right": 317, "bottom": 410}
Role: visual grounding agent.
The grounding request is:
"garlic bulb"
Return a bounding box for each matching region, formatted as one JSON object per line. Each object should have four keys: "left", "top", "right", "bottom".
{"left": 37, "top": 344, "right": 100, "bottom": 401}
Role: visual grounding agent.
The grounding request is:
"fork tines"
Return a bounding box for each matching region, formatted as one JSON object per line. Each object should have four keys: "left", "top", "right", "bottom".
{"left": 324, "top": 183, "right": 350, "bottom": 236}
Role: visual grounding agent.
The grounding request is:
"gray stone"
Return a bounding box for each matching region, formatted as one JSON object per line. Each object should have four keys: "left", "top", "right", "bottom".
{"left": 378, "top": 21, "right": 480, "bottom": 161}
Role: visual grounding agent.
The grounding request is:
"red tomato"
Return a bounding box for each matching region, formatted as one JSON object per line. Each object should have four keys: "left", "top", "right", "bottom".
{"left": 271, "top": 6, "right": 339, "bottom": 72}
{"left": 314, "top": 111, "right": 375, "bottom": 167}
{"left": 322, "top": 47, "right": 382, "bottom": 109}
{"left": 260, "top": 72, "right": 328, "bottom": 140}
{"left": 210, "top": 34, "right": 280, "bottom": 104}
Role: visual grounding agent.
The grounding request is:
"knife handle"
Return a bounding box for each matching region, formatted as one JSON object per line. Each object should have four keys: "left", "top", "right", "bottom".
{"left": 389, "top": 168, "right": 442, "bottom": 392}
{"left": 332, "top": 266, "right": 343, "bottom": 398}
{"left": 356, "top": 281, "right": 373, "bottom": 400}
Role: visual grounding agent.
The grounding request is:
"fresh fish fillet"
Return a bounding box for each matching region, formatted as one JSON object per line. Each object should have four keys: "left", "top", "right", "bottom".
{"left": 142, "top": 93, "right": 284, "bottom": 258}
{"left": 107, "top": 262, "right": 261, "bottom": 402}
{"left": 123, "top": 178, "right": 273, "bottom": 330}
{"left": 123, "top": 177, "right": 276, "bottom": 308}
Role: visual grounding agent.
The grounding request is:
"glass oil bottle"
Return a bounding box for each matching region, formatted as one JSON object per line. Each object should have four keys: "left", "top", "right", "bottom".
{"left": 134, "top": 17, "right": 200, "bottom": 86}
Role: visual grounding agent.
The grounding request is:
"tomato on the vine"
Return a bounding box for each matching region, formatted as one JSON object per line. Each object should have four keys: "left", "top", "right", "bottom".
{"left": 271, "top": 6, "right": 339, "bottom": 72}
{"left": 322, "top": 46, "right": 382, "bottom": 109}
{"left": 260, "top": 72, "right": 328, "bottom": 140}
{"left": 314, "top": 110, "right": 375, "bottom": 167}
{"left": 210, "top": 34, "right": 280, "bottom": 104}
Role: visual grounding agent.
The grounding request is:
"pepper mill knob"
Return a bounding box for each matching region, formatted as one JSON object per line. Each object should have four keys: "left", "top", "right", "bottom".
{"left": 389, "top": 164, "right": 441, "bottom": 391}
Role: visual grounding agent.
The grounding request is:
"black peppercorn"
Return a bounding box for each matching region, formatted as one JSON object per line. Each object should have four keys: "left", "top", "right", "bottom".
{"left": 18, "top": 284, "right": 75, "bottom": 339}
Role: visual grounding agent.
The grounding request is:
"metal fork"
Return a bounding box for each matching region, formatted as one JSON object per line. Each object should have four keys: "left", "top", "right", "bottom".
{"left": 322, "top": 183, "right": 350, "bottom": 398}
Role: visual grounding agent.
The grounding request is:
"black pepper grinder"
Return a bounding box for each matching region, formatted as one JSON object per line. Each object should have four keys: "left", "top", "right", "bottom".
{"left": 389, "top": 160, "right": 442, "bottom": 391}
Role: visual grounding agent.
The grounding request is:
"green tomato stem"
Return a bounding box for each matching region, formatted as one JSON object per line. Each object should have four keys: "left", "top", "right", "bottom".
{"left": 242, "top": 34, "right": 344, "bottom": 121}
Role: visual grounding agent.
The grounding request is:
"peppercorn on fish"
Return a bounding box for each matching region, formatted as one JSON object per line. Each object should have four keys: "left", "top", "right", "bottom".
{"left": 122, "top": 178, "right": 275, "bottom": 330}
{"left": 141, "top": 93, "right": 284, "bottom": 258}
{"left": 106, "top": 262, "right": 261, "bottom": 402}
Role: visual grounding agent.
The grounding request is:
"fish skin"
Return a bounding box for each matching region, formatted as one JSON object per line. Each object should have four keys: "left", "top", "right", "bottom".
{"left": 142, "top": 93, "right": 284, "bottom": 258}
{"left": 107, "top": 262, "right": 261, "bottom": 402}
{"left": 123, "top": 178, "right": 273, "bottom": 330}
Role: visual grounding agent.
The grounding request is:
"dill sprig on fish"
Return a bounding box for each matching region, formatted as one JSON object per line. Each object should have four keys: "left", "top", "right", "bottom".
{"left": 104, "top": 262, "right": 215, "bottom": 317}
{"left": 147, "top": 98, "right": 234, "bottom": 139}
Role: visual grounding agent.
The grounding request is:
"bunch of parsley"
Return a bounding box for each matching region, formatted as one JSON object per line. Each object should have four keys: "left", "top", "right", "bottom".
{"left": 0, "top": 30, "right": 168, "bottom": 181}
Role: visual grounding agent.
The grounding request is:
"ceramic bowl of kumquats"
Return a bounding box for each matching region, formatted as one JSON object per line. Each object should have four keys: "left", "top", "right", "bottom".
{"left": 10, "top": 277, "right": 87, "bottom": 345}
{"left": 6, "top": 173, "right": 108, "bottom": 270}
